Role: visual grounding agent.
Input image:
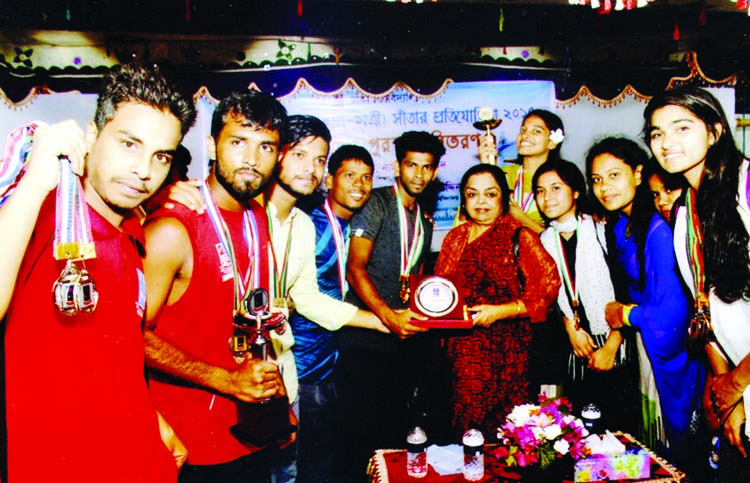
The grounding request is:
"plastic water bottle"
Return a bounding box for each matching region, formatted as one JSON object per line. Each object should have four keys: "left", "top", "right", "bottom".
{"left": 406, "top": 426, "right": 428, "bottom": 478}
{"left": 581, "top": 403, "right": 602, "bottom": 435}
{"left": 463, "top": 428, "right": 484, "bottom": 481}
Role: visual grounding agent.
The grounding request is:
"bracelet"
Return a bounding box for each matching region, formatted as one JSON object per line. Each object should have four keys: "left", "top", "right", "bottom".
{"left": 621, "top": 304, "right": 634, "bottom": 327}
{"left": 515, "top": 300, "right": 521, "bottom": 317}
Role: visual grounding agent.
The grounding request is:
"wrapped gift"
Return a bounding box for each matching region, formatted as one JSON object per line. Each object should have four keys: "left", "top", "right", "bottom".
{"left": 574, "top": 448, "right": 650, "bottom": 482}
{"left": 574, "top": 432, "right": 650, "bottom": 482}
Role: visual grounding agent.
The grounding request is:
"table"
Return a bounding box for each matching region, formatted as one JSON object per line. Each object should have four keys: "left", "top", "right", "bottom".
{"left": 367, "top": 433, "right": 686, "bottom": 483}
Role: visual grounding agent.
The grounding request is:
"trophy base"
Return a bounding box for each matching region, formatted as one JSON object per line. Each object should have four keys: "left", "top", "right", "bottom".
{"left": 412, "top": 318, "right": 472, "bottom": 329}
{"left": 230, "top": 395, "right": 296, "bottom": 446}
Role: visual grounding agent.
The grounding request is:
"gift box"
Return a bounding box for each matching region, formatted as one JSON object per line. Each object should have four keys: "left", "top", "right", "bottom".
{"left": 574, "top": 448, "right": 650, "bottom": 482}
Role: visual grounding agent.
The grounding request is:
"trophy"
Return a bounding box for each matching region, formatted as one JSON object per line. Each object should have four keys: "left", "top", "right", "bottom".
{"left": 410, "top": 275, "right": 471, "bottom": 329}
{"left": 473, "top": 106, "right": 502, "bottom": 165}
{"left": 229, "top": 288, "right": 294, "bottom": 445}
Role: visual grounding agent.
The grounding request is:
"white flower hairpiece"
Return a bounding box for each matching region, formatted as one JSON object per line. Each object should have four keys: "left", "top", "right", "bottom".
{"left": 549, "top": 128, "right": 565, "bottom": 144}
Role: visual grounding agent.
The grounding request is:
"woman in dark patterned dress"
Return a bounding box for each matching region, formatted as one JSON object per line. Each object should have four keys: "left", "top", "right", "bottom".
{"left": 435, "top": 163, "right": 561, "bottom": 440}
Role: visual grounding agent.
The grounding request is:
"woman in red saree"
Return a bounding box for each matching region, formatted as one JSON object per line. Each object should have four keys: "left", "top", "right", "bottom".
{"left": 435, "top": 163, "right": 560, "bottom": 440}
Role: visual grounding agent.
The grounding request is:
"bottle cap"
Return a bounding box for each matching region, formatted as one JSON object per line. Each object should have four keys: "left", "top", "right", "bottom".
{"left": 581, "top": 404, "right": 601, "bottom": 419}
{"left": 462, "top": 428, "right": 484, "bottom": 450}
{"left": 407, "top": 426, "right": 427, "bottom": 453}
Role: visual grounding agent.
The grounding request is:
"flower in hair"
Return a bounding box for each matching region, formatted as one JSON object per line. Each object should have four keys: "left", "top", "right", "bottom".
{"left": 549, "top": 128, "right": 565, "bottom": 145}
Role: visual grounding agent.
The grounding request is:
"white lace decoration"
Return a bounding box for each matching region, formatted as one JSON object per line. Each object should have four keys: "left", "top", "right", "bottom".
{"left": 550, "top": 217, "right": 577, "bottom": 233}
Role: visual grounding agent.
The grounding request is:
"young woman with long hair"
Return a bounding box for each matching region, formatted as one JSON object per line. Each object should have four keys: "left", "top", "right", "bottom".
{"left": 503, "top": 109, "right": 566, "bottom": 234}
{"left": 533, "top": 160, "right": 640, "bottom": 434}
{"left": 644, "top": 86, "right": 750, "bottom": 482}
{"left": 642, "top": 156, "right": 687, "bottom": 225}
{"left": 586, "top": 137, "right": 705, "bottom": 475}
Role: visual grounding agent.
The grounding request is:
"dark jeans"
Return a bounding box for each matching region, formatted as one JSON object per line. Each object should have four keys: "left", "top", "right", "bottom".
{"left": 178, "top": 450, "right": 271, "bottom": 483}
{"left": 297, "top": 381, "right": 340, "bottom": 483}
{"left": 335, "top": 330, "right": 433, "bottom": 483}
{"left": 719, "top": 430, "right": 750, "bottom": 483}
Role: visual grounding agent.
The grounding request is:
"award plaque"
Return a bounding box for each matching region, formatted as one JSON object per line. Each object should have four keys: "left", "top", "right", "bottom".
{"left": 410, "top": 275, "right": 471, "bottom": 328}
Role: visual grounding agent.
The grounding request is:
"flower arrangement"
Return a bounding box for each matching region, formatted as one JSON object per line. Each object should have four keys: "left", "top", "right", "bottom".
{"left": 493, "top": 396, "right": 590, "bottom": 470}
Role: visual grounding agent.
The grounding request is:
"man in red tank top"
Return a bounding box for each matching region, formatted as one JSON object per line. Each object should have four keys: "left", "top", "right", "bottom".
{"left": 143, "top": 90, "right": 290, "bottom": 483}
{"left": 0, "top": 63, "right": 196, "bottom": 483}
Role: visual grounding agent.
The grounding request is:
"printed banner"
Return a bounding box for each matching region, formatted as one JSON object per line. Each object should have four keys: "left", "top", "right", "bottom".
{"left": 278, "top": 79, "right": 555, "bottom": 229}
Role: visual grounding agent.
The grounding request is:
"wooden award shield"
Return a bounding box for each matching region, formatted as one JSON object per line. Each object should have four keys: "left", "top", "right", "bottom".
{"left": 410, "top": 275, "right": 471, "bottom": 328}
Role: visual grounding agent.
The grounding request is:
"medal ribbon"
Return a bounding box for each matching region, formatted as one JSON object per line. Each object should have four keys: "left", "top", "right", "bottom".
{"left": 54, "top": 157, "right": 96, "bottom": 260}
{"left": 552, "top": 217, "right": 580, "bottom": 309}
{"left": 1, "top": 122, "right": 38, "bottom": 206}
{"left": 512, "top": 166, "right": 535, "bottom": 212}
{"left": 685, "top": 187, "right": 715, "bottom": 347}
{"left": 266, "top": 206, "right": 294, "bottom": 302}
{"left": 685, "top": 188, "right": 706, "bottom": 298}
{"left": 323, "top": 199, "right": 350, "bottom": 298}
{"left": 200, "top": 182, "right": 259, "bottom": 315}
{"left": 393, "top": 185, "right": 424, "bottom": 277}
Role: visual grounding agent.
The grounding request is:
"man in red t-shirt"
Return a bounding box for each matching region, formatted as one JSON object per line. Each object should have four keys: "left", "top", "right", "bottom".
{"left": 0, "top": 63, "right": 196, "bottom": 483}
{"left": 143, "top": 90, "right": 289, "bottom": 483}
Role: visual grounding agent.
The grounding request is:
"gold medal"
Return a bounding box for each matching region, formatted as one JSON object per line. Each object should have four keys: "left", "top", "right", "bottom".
{"left": 230, "top": 333, "right": 248, "bottom": 353}
{"left": 273, "top": 297, "right": 288, "bottom": 311}
{"left": 688, "top": 295, "right": 713, "bottom": 350}
{"left": 572, "top": 300, "right": 580, "bottom": 330}
{"left": 400, "top": 275, "right": 411, "bottom": 304}
{"left": 229, "top": 332, "right": 249, "bottom": 363}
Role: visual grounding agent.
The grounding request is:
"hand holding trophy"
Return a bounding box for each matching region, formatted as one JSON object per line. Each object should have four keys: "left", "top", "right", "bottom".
{"left": 229, "top": 288, "right": 295, "bottom": 445}
{"left": 473, "top": 106, "right": 501, "bottom": 165}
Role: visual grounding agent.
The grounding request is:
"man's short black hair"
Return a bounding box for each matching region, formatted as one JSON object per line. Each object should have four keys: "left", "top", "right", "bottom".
{"left": 393, "top": 131, "right": 446, "bottom": 167}
{"left": 211, "top": 89, "right": 288, "bottom": 141}
{"left": 283, "top": 114, "right": 331, "bottom": 148}
{"left": 95, "top": 62, "right": 196, "bottom": 137}
{"left": 327, "top": 145, "right": 374, "bottom": 177}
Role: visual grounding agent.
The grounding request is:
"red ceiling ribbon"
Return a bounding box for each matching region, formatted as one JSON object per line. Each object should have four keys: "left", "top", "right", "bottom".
{"left": 698, "top": 5, "right": 707, "bottom": 26}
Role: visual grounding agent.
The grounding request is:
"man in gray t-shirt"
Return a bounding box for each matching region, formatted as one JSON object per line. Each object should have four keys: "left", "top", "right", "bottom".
{"left": 337, "top": 131, "right": 445, "bottom": 482}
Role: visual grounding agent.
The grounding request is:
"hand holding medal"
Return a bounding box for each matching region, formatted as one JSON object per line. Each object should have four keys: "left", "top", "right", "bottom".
{"left": 29, "top": 121, "right": 99, "bottom": 316}
{"left": 22, "top": 121, "right": 86, "bottom": 195}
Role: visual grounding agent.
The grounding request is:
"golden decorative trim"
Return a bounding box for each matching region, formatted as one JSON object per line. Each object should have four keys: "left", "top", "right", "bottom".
{"left": 557, "top": 50, "right": 736, "bottom": 109}
{"left": 279, "top": 77, "right": 454, "bottom": 102}
{"left": 0, "top": 86, "right": 42, "bottom": 110}
{"left": 666, "top": 50, "right": 736, "bottom": 90}
{"left": 556, "top": 85, "right": 651, "bottom": 109}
